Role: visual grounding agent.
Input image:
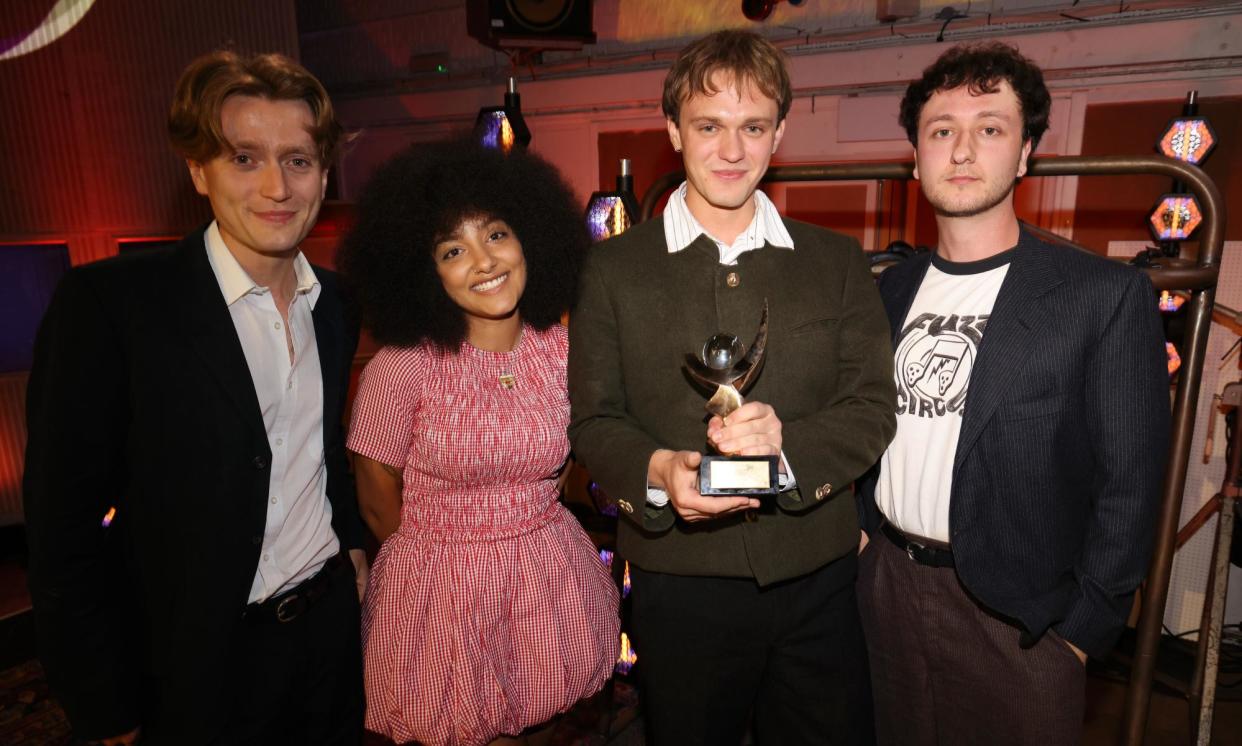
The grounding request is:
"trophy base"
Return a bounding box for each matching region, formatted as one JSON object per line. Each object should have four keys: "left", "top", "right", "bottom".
{"left": 699, "top": 454, "right": 780, "bottom": 496}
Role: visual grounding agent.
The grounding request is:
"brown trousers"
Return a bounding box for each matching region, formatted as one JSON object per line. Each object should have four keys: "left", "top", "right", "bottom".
{"left": 857, "top": 534, "right": 1085, "bottom": 746}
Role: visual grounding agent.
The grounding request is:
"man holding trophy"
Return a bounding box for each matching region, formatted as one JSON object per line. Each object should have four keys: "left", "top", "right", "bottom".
{"left": 569, "top": 29, "right": 896, "bottom": 745}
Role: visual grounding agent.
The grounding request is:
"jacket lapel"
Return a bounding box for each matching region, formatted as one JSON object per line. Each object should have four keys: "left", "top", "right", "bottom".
{"left": 179, "top": 230, "right": 267, "bottom": 439}
{"left": 311, "top": 269, "right": 343, "bottom": 446}
{"left": 882, "top": 254, "right": 932, "bottom": 347}
{"left": 953, "top": 231, "right": 1064, "bottom": 473}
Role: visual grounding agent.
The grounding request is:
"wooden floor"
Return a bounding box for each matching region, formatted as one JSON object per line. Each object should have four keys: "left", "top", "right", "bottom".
{"left": 1083, "top": 673, "right": 1242, "bottom": 745}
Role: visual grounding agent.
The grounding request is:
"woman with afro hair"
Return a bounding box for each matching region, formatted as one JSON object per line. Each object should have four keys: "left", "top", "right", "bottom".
{"left": 339, "top": 141, "right": 619, "bottom": 746}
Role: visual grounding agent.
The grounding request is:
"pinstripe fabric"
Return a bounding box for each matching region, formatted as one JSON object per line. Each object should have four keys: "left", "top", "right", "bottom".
{"left": 858, "top": 536, "right": 1084, "bottom": 746}
{"left": 347, "top": 324, "right": 619, "bottom": 745}
{"left": 859, "top": 229, "right": 1169, "bottom": 659}
{"left": 662, "top": 181, "right": 794, "bottom": 263}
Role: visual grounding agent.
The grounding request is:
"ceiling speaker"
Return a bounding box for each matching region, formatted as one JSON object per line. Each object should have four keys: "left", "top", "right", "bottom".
{"left": 467, "top": 0, "right": 596, "bottom": 50}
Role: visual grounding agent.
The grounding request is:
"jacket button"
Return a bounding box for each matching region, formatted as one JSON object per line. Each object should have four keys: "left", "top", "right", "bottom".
{"left": 252, "top": 456, "right": 267, "bottom": 470}
{"left": 725, "top": 271, "right": 740, "bottom": 288}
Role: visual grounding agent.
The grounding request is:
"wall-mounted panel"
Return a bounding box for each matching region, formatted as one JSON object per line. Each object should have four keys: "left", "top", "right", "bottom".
{"left": 0, "top": 242, "right": 70, "bottom": 373}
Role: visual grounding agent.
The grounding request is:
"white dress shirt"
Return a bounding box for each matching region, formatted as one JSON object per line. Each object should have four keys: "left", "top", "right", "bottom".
{"left": 647, "top": 183, "right": 797, "bottom": 507}
{"left": 204, "top": 222, "right": 340, "bottom": 603}
{"left": 662, "top": 181, "right": 795, "bottom": 264}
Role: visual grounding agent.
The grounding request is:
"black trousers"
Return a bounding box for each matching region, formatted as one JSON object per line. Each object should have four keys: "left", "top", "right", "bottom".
{"left": 225, "top": 558, "right": 364, "bottom": 746}
{"left": 630, "top": 555, "right": 873, "bottom": 746}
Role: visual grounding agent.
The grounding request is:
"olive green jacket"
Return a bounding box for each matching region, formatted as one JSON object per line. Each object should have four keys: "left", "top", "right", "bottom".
{"left": 568, "top": 217, "right": 896, "bottom": 585}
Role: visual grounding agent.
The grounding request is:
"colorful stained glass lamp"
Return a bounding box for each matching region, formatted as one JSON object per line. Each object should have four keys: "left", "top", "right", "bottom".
{"left": 474, "top": 77, "right": 530, "bottom": 154}
{"left": 585, "top": 158, "right": 640, "bottom": 242}
{"left": 1159, "top": 116, "right": 1216, "bottom": 165}
{"left": 1149, "top": 194, "right": 1204, "bottom": 242}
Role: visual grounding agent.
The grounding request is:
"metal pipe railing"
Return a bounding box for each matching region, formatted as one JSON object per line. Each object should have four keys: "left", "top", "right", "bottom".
{"left": 640, "top": 155, "right": 1226, "bottom": 745}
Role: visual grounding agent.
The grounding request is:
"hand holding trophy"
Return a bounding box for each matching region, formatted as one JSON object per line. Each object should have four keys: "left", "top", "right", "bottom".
{"left": 683, "top": 301, "right": 780, "bottom": 496}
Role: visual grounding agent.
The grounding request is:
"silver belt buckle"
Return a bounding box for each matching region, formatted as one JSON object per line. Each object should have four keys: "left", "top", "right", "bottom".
{"left": 275, "top": 593, "right": 302, "bottom": 623}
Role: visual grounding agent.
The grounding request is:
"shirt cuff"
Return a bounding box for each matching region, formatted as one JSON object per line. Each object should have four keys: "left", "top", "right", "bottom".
{"left": 779, "top": 451, "right": 796, "bottom": 492}
{"left": 646, "top": 486, "right": 670, "bottom": 507}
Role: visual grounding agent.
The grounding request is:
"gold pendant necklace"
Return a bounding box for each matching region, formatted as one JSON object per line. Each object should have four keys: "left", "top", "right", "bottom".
{"left": 499, "top": 327, "right": 523, "bottom": 389}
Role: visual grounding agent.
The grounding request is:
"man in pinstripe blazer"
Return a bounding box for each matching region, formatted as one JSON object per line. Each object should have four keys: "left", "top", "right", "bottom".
{"left": 855, "top": 42, "right": 1169, "bottom": 745}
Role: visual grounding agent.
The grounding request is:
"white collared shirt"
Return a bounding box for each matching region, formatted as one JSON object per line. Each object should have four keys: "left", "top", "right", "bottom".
{"left": 204, "top": 222, "right": 340, "bottom": 603}
{"left": 663, "top": 181, "right": 795, "bottom": 262}
{"left": 646, "top": 183, "right": 796, "bottom": 507}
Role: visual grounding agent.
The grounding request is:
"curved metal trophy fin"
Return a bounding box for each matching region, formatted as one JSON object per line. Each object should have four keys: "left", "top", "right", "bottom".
{"left": 690, "top": 352, "right": 725, "bottom": 387}
{"left": 733, "top": 300, "right": 769, "bottom": 393}
{"left": 685, "top": 353, "right": 733, "bottom": 388}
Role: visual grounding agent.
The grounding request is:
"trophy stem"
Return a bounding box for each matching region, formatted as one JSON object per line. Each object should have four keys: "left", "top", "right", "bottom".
{"left": 706, "top": 385, "right": 744, "bottom": 418}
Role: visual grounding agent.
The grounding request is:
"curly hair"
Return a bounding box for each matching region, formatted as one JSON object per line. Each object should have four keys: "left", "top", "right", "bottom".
{"left": 338, "top": 140, "right": 587, "bottom": 351}
{"left": 899, "top": 42, "right": 1051, "bottom": 150}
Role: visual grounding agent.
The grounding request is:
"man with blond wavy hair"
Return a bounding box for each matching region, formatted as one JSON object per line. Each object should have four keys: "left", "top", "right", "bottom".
{"left": 25, "top": 51, "right": 366, "bottom": 745}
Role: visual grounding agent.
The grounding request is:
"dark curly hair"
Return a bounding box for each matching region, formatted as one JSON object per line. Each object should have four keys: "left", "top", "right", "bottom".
{"left": 899, "top": 42, "right": 1051, "bottom": 151}
{"left": 338, "top": 140, "right": 587, "bottom": 350}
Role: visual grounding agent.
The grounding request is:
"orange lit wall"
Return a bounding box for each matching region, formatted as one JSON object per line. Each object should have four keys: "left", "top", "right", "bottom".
{"left": 1074, "top": 97, "right": 1242, "bottom": 255}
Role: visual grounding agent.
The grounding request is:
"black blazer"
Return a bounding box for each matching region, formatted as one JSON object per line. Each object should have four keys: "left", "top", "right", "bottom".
{"left": 23, "top": 228, "right": 363, "bottom": 742}
{"left": 858, "top": 229, "right": 1169, "bottom": 658}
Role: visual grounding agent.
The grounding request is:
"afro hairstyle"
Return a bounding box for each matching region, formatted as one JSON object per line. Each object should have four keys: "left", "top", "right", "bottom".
{"left": 338, "top": 139, "right": 587, "bottom": 351}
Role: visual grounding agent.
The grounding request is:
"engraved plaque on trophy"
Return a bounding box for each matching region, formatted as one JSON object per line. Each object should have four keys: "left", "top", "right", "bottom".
{"left": 683, "top": 301, "right": 780, "bottom": 496}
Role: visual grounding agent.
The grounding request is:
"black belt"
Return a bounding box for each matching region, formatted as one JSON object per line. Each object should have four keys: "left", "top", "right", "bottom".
{"left": 881, "top": 522, "right": 955, "bottom": 568}
{"left": 245, "top": 553, "right": 348, "bottom": 624}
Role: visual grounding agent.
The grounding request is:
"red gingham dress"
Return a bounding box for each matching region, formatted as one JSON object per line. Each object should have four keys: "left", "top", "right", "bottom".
{"left": 347, "top": 324, "right": 619, "bottom": 746}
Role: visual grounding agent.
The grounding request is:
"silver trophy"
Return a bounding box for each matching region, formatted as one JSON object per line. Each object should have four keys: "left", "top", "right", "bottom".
{"left": 683, "top": 301, "right": 778, "bottom": 496}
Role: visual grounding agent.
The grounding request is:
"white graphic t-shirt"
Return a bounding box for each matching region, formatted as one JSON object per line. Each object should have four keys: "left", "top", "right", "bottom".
{"left": 876, "top": 249, "right": 1012, "bottom": 543}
